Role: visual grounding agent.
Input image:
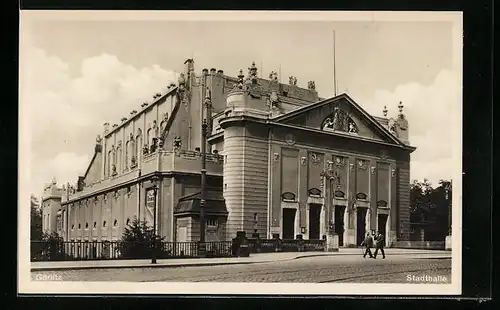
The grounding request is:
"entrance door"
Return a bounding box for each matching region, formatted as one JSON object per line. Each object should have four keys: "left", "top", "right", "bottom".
{"left": 308, "top": 204, "right": 322, "bottom": 239}
{"left": 356, "top": 207, "right": 367, "bottom": 246}
{"left": 377, "top": 214, "right": 388, "bottom": 245}
{"left": 282, "top": 208, "right": 296, "bottom": 239}
{"left": 334, "top": 205, "right": 346, "bottom": 246}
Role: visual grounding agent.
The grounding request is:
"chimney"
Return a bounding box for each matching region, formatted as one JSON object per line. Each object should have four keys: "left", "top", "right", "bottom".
{"left": 217, "top": 70, "right": 224, "bottom": 75}
{"left": 210, "top": 68, "right": 217, "bottom": 75}
{"left": 202, "top": 68, "right": 209, "bottom": 76}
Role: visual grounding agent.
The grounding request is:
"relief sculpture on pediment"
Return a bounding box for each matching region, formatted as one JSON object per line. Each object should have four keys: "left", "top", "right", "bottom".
{"left": 322, "top": 107, "right": 359, "bottom": 134}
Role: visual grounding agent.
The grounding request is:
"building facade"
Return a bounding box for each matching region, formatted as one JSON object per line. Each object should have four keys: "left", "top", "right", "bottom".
{"left": 41, "top": 59, "right": 415, "bottom": 247}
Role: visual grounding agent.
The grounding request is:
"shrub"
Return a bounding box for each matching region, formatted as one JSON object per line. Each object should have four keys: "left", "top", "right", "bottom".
{"left": 118, "top": 217, "right": 165, "bottom": 259}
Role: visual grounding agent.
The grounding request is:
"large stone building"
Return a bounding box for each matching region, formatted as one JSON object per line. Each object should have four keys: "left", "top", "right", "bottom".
{"left": 41, "top": 59, "right": 415, "bottom": 247}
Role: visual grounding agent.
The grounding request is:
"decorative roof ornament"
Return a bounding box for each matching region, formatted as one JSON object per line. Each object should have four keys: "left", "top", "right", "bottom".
{"left": 178, "top": 73, "right": 186, "bottom": 86}
{"left": 398, "top": 101, "right": 404, "bottom": 115}
{"left": 307, "top": 81, "right": 316, "bottom": 90}
{"left": 289, "top": 76, "right": 297, "bottom": 86}
{"left": 383, "top": 106, "right": 388, "bottom": 117}
{"left": 52, "top": 177, "right": 57, "bottom": 185}
{"left": 237, "top": 69, "right": 245, "bottom": 89}
{"left": 269, "top": 71, "right": 278, "bottom": 82}
{"left": 248, "top": 61, "right": 258, "bottom": 79}
{"left": 141, "top": 102, "right": 149, "bottom": 108}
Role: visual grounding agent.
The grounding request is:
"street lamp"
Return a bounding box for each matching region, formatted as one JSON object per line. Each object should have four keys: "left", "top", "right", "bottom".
{"left": 151, "top": 174, "right": 160, "bottom": 264}
{"left": 199, "top": 118, "right": 208, "bottom": 256}
{"left": 320, "top": 160, "right": 336, "bottom": 235}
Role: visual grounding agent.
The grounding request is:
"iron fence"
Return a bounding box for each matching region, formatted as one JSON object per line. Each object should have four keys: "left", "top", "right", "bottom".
{"left": 390, "top": 240, "right": 445, "bottom": 250}
{"left": 247, "top": 238, "right": 326, "bottom": 253}
{"left": 31, "top": 240, "right": 233, "bottom": 262}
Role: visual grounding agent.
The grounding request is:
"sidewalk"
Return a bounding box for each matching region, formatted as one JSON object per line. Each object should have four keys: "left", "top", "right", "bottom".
{"left": 30, "top": 248, "right": 451, "bottom": 271}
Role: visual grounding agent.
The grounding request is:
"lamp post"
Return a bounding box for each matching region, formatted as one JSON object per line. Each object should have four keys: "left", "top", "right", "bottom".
{"left": 151, "top": 174, "right": 160, "bottom": 264}
{"left": 199, "top": 119, "right": 208, "bottom": 256}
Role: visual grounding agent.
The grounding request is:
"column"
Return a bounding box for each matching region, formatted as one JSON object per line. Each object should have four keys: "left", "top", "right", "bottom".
{"left": 369, "top": 160, "right": 377, "bottom": 231}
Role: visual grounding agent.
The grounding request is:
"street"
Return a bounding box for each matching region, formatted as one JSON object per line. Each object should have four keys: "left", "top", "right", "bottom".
{"left": 31, "top": 252, "right": 451, "bottom": 283}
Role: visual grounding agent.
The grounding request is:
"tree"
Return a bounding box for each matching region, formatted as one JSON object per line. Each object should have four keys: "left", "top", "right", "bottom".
{"left": 30, "top": 194, "right": 43, "bottom": 241}
{"left": 409, "top": 179, "right": 452, "bottom": 241}
{"left": 119, "top": 217, "right": 165, "bottom": 259}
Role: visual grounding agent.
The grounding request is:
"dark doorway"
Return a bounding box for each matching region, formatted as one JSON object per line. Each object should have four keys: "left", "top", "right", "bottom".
{"left": 378, "top": 213, "right": 388, "bottom": 245}
{"left": 334, "top": 205, "right": 346, "bottom": 246}
{"left": 308, "top": 204, "right": 322, "bottom": 239}
{"left": 356, "top": 207, "right": 367, "bottom": 246}
{"left": 282, "top": 208, "right": 296, "bottom": 239}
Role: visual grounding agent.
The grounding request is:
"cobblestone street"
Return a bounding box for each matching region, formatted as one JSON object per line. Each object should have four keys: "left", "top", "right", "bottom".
{"left": 31, "top": 253, "right": 451, "bottom": 283}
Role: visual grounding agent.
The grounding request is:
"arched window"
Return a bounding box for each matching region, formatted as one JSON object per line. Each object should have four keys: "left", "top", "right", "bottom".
{"left": 113, "top": 219, "right": 118, "bottom": 227}
{"left": 147, "top": 128, "right": 152, "bottom": 147}
{"left": 136, "top": 135, "right": 141, "bottom": 159}
{"left": 125, "top": 141, "right": 129, "bottom": 169}
{"left": 107, "top": 150, "right": 112, "bottom": 176}
{"left": 103, "top": 221, "right": 107, "bottom": 227}
{"left": 117, "top": 146, "right": 122, "bottom": 172}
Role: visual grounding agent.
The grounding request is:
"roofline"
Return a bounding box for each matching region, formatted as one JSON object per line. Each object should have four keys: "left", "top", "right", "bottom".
{"left": 272, "top": 93, "right": 348, "bottom": 122}
{"left": 82, "top": 151, "right": 98, "bottom": 180}
{"left": 218, "top": 116, "right": 416, "bottom": 152}
{"left": 104, "top": 86, "right": 178, "bottom": 138}
{"left": 61, "top": 170, "right": 223, "bottom": 205}
{"left": 272, "top": 93, "right": 410, "bottom": 148}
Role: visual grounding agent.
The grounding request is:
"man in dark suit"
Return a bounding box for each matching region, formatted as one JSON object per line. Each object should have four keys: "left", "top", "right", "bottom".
{"left": 360, "top": 232, "right": 374, "bottom": 258}
{"left": 373, "top": 231, "right": 386, "bottom": 259}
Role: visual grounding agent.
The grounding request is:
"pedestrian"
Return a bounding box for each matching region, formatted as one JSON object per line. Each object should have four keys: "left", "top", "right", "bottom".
{"left": 360, "top": 232, "right": 374, "bottom": 258}
{"left": 373, "top": 231, "right": 386, "bottom": 259}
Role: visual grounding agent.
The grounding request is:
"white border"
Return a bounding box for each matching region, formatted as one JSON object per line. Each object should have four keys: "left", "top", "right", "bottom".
{"left": 18, "top": 10, "right": 463, "bottom": 295}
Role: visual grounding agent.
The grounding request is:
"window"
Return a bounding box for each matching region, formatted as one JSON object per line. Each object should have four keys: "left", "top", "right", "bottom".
{"left": 125, "top": 141, "right": 130, "bottom": 169}
{"left": 71, "top": 224, "right": 75, "bottom": 230}
{"left": 85, "top": 222, "right": 89, "bottom": 229}
{"left": 117, "top": 146, "right": 122, "bottom": 172}
{"left": 103, "top": 221, "right": 107, "bottom": 227}
{"left": 126, "top": 218, "right": 130, "bottom": 226}
{"left": 206, "top": 219, "right": 218, "bottom": 227}
{"left": 107, "top": 150, "right": 112, "bottom": 176}
{"left": 113, "top": 219, "right": 118, "bottom": 227}
{"left": 93, "top": 222, "right": 97, "bottom": 229}
{"left": 78, "top": 223, "right": 81, "bottom": 229}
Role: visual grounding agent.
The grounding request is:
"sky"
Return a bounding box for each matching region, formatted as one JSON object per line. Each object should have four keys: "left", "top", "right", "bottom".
{"left": 19, "top": 12, "right": 463, "bottom": 198}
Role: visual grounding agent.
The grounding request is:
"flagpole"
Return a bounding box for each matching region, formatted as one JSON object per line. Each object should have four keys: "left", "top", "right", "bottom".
{"left": 279, "top": 64, "right": 282, "bottom": 84}
{"left": 333, "top": 30, "right": 337, "bottom": 96}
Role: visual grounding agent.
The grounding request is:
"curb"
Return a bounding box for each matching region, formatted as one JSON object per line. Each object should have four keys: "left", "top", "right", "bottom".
{"left": 292, "top": 252, "right": 451, "bottom": 260}
{"left": 30, "top": 260, "right": 272, "bottom": 272}
{"left": 31, "top": 251, "right": 451, "bottom": 272}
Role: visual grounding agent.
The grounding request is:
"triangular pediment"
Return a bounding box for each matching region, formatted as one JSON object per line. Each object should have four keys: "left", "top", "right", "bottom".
{"left": 273, "top": 94, "right": 406, "bottom": 147}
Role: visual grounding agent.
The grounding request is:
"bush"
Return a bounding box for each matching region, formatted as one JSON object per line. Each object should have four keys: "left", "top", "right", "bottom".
{"left": 118, "top": 217, "right": 165, "bottom": 259}
{"left": 31, "top": 232, "right": 69, "bottom": 261}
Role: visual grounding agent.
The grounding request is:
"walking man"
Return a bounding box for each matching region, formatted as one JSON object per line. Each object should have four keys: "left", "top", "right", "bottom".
{"left": 373, "top": 231, "right": 386, "bottom": 259}
{"left": 361, "top": 232, "right": 374, "bottom": 258}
